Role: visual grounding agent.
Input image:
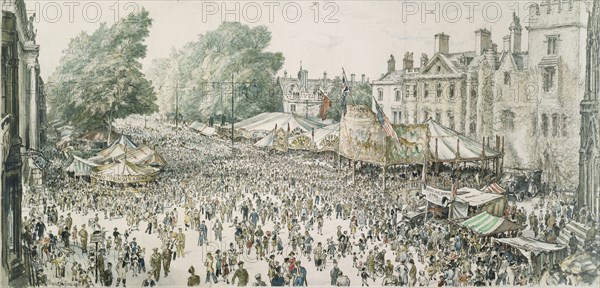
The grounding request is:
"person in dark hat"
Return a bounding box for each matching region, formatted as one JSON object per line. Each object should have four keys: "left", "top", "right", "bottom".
{"left": 187, "top": 266, "right": 200, "bottom": 286}
{"left": 330, "top": 259, "right": 341, "bottom": 285}
{"left": 150, "top": 248, "right": 162, "bottom": 282}
{"left": 232, "top": 261, "right": 249, "bottom": 286}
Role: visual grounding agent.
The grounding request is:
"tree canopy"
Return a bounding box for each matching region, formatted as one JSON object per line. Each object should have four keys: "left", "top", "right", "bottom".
{"left": 147, "top": 22, "right": 285, "bottom": 122}
{"left": 47, "top": 9, "right": 157, "bottom": 132}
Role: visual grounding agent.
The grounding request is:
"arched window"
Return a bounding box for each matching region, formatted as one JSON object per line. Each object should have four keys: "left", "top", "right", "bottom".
{"left": 449, "top": 83, "right": 456, "bottom": 99}
{"left": 504, "top": 72, "right": 511, "bottom": 85}
{"left": 378, "top": 89, "right": 383, "bottom": 101}
{"left": 436, "top": 83, "right": 442, "bottom": 98}
{"left": 424, "top": 83, "right": 429, "bottom": 99}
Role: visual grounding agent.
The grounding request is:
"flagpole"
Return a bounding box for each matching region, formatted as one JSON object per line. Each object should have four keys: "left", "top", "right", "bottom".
{"left": 342, "top": 68, "right": 356, "bottom": 104}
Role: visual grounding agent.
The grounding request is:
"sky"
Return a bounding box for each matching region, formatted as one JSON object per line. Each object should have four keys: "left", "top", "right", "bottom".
{"left": 27, "top": 0, "right": 532, "bottom": 81}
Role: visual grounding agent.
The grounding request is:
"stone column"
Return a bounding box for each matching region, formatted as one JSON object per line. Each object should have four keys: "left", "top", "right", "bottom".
{"left": 27, "top": 63, "right": 38, "bottom": 150}
{"left": 24, "top": 42, "right": 40, "bottom": 151}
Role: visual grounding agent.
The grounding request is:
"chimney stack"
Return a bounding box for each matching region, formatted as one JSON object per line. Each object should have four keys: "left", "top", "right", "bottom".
{"left": 503, "top": 35, "right": 511, "bottom": 52}
{"left": 403, "top": 52, "right": 414, "bottom": 71}
{"left": 475, "top": 28, "right": 492, "bottom": 55}
{"left": 323, "top": 71, "right": 327, "bottom": 79}
{"left": 509, "top": 12, "right": 522, "bottom": 53}
{"left": 351, "top": 74, "right": 355, "bottom": 83}
{"left": 434, "top": 33, "right": 450, "bottom": 54}
{"left": 361, "top": 74, "right": 365, "bottom": 83}
{"left": 420, "top": 53, "right": 429, "bottom": 68}
{"left": 284, "top": 70, "right": 288, "bottom": 78}
{"left": 387, "top": 54, "right": 396, "bottom": 73}
{"left": 298, "top": 66, "right": 308, "bottom": 89}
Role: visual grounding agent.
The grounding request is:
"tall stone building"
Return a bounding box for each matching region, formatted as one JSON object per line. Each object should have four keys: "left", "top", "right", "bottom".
{"left": 578, "top": 0, "right": 599, "bottom": 215}
{"left": 1, "top": 0, "right": 45, "bottom": 285}
{"left": 279, "top": 65, "right": 366, "bottom": 120}
{"left": 373, "top": 0, "right": 590, "bottom": 189}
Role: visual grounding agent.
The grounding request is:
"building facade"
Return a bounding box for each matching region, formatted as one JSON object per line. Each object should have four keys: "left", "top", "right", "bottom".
{"left": 280, "top": 66, "right": 367, "bottom": 120}
{"left": 1, "top": 0, "right": 45, "bottom": 285}
{"left": 578, "top": 0, "right": 599, "bottom": 215}
{"left": 373, "top": 0, "right": 589, "bottom": 189}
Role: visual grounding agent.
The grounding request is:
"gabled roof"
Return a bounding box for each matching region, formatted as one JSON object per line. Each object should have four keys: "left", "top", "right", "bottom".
{"left": 420, "top": 53, "right": 460, "bottom": 75}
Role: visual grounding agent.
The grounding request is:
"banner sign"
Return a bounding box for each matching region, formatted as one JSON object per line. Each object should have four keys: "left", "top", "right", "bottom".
{"left": 339, "top": 105, "right": 387, "bottom": 164}
{"left": 273, "top": 128, "right": 288, "bottom": 152}
{"left": 386, "top": 124, "right": 430, "bottom": 165}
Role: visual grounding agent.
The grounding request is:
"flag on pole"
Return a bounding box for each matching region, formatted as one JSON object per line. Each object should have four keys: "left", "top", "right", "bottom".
{"left": 341, "top": 70, "right": 350, "bottom": 116}
{"left": 373, "top": 96, "right": 399, "bottom": 142}
{"left": 318, "top": 88, "right": 331, "bottom": 120}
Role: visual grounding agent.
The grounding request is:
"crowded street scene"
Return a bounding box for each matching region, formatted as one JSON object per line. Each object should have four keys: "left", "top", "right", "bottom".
{"left": 1, "top": 0, "right": 599, "bottom": 287}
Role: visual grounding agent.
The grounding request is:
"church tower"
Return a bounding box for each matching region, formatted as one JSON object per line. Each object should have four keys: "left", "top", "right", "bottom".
{"left": 577, "top": 0, "right": 600, "bottom": 215}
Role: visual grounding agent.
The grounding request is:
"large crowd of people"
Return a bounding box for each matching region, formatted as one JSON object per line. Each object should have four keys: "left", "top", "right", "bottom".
{"left": 20, "top": 116, "right": 599, "bottom": 287}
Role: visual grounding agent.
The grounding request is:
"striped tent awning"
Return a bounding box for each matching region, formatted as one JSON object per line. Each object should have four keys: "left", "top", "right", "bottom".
{"left": 483, "top": 183, "right": 506, "bottom": 194}
{"left": 460, "top": 211, "right": 524, "bottom": 236}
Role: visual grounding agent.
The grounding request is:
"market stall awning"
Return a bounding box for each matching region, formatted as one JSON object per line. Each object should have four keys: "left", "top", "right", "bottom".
{"left": 460, "top": 211, "right": 524, "bottom": 236}
{"left": 494, "top": 237, "right": 566, "bottom": 255}
{"left": 66, "top": 156, "right": 98, "bottom": 176}
{"left": 561, "top": 253, "right": 600, "bottom": 274}
{"left": 483, "top": 182, "right": 506, "bottom": 194}
{"left": 91, "top": 160, "right": 159, "bottom": 184}
{"left": 425, "top": 119, "right": 500, "bottom": 161}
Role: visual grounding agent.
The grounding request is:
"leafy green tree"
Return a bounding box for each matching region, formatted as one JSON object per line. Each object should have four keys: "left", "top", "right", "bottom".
{"left": 47, "top": 9, "right": 157, "bottom": 135}
{"left": 148, "top": 22, "right": 284, "bottom": 123}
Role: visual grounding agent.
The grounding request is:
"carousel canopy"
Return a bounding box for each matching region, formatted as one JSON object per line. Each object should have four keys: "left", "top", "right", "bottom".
{"left": 113, "top": 145, "right": 166, "bottom": 167}
{"left": 288, "top": 123, "right": 340, "bottom": 151}
{"left": 235, "top": 112, "right": 325, "bottom": 136}
{"left": 91, "top": 160, "right": 159, "bottom": 184}
{"left": 425, "top": 119, "right": 500, "bottom": 161}
{"left": 460, "top": 211, "right": 524, "bottom": 236}
{"left": 66, "top": 156, "right": 98, "bottom": 176}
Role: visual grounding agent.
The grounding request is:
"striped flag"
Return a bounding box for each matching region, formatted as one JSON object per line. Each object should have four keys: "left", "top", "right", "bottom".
{"left": 373, "top": 96, "right": 399, "bottom": 143}
{"left": 341, "top": 70, "right": 350, "bottom": 116}
{"left": 318, "top": 88, "right": 331, "bottom": 120}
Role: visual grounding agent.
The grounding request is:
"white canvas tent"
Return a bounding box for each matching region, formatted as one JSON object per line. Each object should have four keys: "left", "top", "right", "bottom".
{"left": 66, "top": 156, "right": 98, "bottom": 176}
{"left": 425, "top": 119, "right": 501, "bottom": 162}
{"left": 189, "top": 121, "right": 217, "bottom": 136}
{"left": 235, "top": 112, "right": 325, "bottom": 138}
{"left": 110, "top": 135, "right": 137, "bottom": 149}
